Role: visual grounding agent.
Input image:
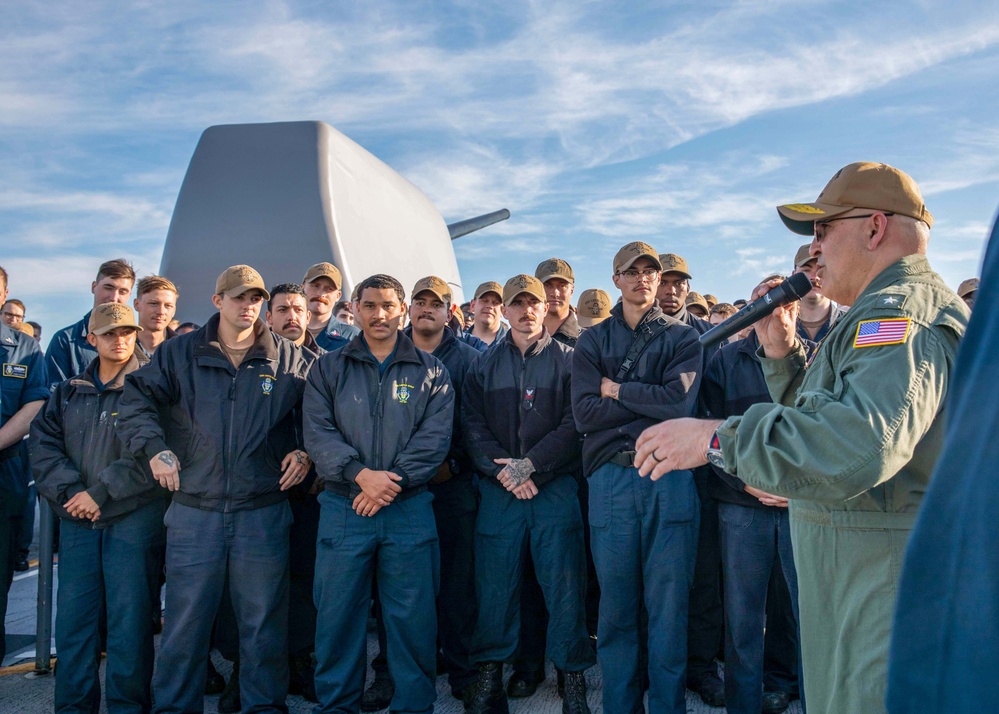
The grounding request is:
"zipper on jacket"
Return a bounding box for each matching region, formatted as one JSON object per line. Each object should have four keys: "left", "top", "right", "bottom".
{"left": 373, "top": 363, "right": 386, "bottom": 470}
{"left": 516, "top": 354, "right": 527, "bottom": 459}
{"left": 223, "top": 367, "right": 238, "bottom": 513}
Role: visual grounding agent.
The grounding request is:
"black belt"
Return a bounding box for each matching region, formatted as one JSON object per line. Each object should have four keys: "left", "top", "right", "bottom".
{"left": 608, "top": 451, "right": 637, "bottom": 467}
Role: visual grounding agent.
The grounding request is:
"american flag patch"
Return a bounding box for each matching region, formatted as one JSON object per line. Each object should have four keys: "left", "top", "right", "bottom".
{"left": 853, "top": 318, "right": 911, "bottom": 348}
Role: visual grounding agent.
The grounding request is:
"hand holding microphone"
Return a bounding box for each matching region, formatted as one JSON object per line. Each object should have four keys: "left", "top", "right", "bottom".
{"left": 698, "top": 271, "right": 814, "bottom": 353}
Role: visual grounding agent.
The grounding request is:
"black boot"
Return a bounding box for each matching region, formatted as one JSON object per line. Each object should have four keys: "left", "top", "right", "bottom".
{"left": 561, "top": 670, "right": 590, "bottom": 714}
{"left": 289, "top": 654, "right": 318, "bottom": 703}
{"left": 205, "top": 658, "right": 225, "bottom": 695}
{"left": 467, "top": 662, "right": 509, "bottom": 714}
{"left": 506, "top": 668, "right": 544, "bottom": 698}
{"left": 360, "top": 672, "right": 394, "bottom": 712}
{"left": 217, "top": 661, "right": 240, "bottom": 714}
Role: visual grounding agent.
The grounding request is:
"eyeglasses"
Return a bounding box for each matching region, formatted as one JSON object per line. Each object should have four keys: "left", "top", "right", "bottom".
{"left": 0, "top": 311, "right": 24, "bottom": 322}
{"left": 814, "top": 212, "right": 894, "bottom": 239}
{"left": 616, "top": 268, "right": 660, "bottom": 282}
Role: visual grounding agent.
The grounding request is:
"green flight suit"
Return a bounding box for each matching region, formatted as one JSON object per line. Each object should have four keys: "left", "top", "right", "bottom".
{"left": 716, "top": 255, "right": 968, "bottom": 714}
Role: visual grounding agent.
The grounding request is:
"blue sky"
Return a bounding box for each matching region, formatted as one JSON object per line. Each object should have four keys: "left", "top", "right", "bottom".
{"left": 3, "top": 1, "right": 998, "bottom": 344}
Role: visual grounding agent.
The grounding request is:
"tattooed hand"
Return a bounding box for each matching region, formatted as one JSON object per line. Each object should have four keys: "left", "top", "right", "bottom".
{"left": 494, "top": 457, "right": 537, "bottom": 491}
{"left": 150, "top": 450, "right": 182, "bottom": 492}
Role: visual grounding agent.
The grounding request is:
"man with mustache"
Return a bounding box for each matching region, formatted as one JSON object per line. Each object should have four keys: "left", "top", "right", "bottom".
{"left": 303, "top": 262, "right": 360, "bottom": 351}
{"left": 571, "top": 242, "right": 702, "bottom": 714}
{"left": 463, "top": 273, "right": 593, "bottom": 714}
{"left": 305, "top": 273, "right": 454, "bottom": 714}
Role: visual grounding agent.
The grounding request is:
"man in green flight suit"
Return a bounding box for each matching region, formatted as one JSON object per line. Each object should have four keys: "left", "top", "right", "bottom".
{"left": 632, "top": 162, "right": 969, "bottom": 714}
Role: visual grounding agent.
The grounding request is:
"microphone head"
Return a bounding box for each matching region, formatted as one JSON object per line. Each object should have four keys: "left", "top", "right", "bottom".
{"left": 784, "top": 270, "right": 815, "bottom": 300}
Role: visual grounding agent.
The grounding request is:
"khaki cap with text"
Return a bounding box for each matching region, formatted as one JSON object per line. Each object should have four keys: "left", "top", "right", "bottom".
{"left": 89, "top": 302, "right": 143, "bottom": 336}
{"left": 577, "top": 289, "right": 612, "bottom": 328}
{"left": 686, "top": 292, "right": 710, "bottom": 314}
{"left": 412, "top": 275, "right": 452, "bottom": 303}
{"left": 303, "top": 262, "right": 342, "bottom": 289}
{"left": 215, "top": 265, "right": 271, "bottom": 300}
{"left": 474, "top": 281, "right": 503, "bottom": 301}
{"left": 658, "top": 253, "right": 692, "bottom": 279}
{"left": 502, "top": 274, "right": 547, "bottom": 306}
{"left": 535, "top": 258, "right": 575, "bottom": 284}
{"left": 614, "top": 242, "right": 662, "bottom": 274}
{"left": 777, "top": 162, "right": 933, "bottom": 236}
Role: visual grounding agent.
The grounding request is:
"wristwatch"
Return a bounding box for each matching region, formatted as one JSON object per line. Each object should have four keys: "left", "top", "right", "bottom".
{"left": 706, "top": 431, "right": 725, "bottom": 469}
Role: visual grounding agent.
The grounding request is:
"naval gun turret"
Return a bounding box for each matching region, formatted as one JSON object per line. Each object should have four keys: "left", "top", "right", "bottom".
{"left": 159, "top": 121, "right": 508, "bottom": 322}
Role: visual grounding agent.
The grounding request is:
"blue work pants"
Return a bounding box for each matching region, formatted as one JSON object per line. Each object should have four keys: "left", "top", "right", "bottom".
{"left": 54, "top": 498, "right": 165, "bottom": 714}
{"left": 717, "top": 502, "right": 802, "bottom": 714}
{"left": 313, "top": 490, "right": 439, "bottom": 714}
{"left": 471, "top": 475, "right": 594, "bottom": 672}
{"left": 153, "top": 500, "right": 292, "bottom": 714}
{"left": 588, "top": 462, "right": 699, "bottom": 714}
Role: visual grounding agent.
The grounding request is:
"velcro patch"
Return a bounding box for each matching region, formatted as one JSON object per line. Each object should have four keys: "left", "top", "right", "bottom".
{"left": 853, "top": 318, "right": 911, "bottom": 348}
{"left": 2, "top": 363, "right": 27, "bottom": 379}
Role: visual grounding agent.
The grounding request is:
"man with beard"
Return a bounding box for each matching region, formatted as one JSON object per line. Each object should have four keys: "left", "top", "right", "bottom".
{"left": 303, "top": 262, "right": 360, "bottom": 351}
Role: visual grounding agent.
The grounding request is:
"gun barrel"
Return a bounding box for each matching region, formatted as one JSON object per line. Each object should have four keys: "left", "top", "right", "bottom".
{"left": 447, "top": 208, "right": 511, "bottom": 240}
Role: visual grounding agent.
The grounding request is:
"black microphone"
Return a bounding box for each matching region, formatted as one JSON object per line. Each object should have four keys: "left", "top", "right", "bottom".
{"left": 698, "top": 271, "right": 814, "bottom": 349}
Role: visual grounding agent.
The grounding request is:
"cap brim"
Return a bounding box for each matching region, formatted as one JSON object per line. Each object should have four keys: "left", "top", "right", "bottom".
{"left": 776, "top": 202, "right": 854, "bottom": 236}
{"left": 577, "top": 315, "right": 607, "bottom": 328}
{"left": 661, "top": 268, "right": 692, "bottom": 279}
{"left": 537, "top": 273, "right": 573, "bottom": 284}
{"left": 225, "top": 285, "right": 271, "bottom": 301}
{"left": 304, "top": 275, "right": 340, "bottom": 288}
{"left": 92, "top": 324, "right": 142, "bottom": 336}
{"left": 475, "top": 290, "right": 502, "bottom": 301}
{"left": 504, "top": 290, "right": 546, "bottom": 307}
{"left": 618, "top": 254, "right": 663, "bottom": 273}
{"left": 413, "top": 289, "right": 450, "bottom": 303}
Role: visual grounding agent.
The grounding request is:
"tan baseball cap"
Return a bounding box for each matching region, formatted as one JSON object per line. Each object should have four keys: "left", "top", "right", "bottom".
{"left": 957, "top": 277, "right": 979, "bottom": 298}
{"left": 16, "top": 322, "right": 36, "bottom": 337}
{"left": 777, "top": 162, "right": 933, "bottom": 236}
{"left": 577, "top": 288, "right": 612, "bottom": 328}
{"left": 302, "top": 262, "right": 342, "bottom": 289}
{"left": 535, "top": 257, "right": 575, "bottom": 284}
{"left": 215, "top": 265, "right": 270, "bottom": 300}
{"left": 686, "top": 292, "right": 710, "bottom": 315}
{"left": 794, "top": 244, "right": 816, "bottom": 269}
{"left": 502, "top": 274, "right": 547, "bottom": 306}
{"left": 473, "top": 281, "right": 503, "bottom": 301}
{"left": 411, "top": 275, "right": 452, "bottom": 303}
{"left": 614, "top": 242, "right": 662, "bottom": 274}
{"left": 703, "top": 294, "right": 718, "bottom": 308}
{"left": 658, "top": 253, "right": 692, "bottom": 279}
{"left": 89, "top": 302, "right": 142, "bottom": 336}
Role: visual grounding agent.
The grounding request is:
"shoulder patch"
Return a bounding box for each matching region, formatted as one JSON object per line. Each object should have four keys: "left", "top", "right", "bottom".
{"left": 877, "top": 294, "right": 907, "bottom": 309}
{"left": 853, "top": 318, "right": 911, "bottom": 348}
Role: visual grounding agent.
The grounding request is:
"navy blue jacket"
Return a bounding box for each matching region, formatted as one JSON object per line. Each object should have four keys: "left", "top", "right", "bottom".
{"left": 313, "top": 316, "right": 358, "bottom": 352}
{"left": 0, "top": 324, "right": 49, "bottom": 492}
{"left": 32, "top": 353, "right": 165, "bottom": 526}
{"left": 44, "top": 311, "right": 97, "bottom": 390}
{"left": 700, "top": 332, "right": 782, "bottom": 508}
{"left": 404, "top": 325, "right": 479, "bottom": 474}
{"left": 462, "top": 329, "right": 580, "bottom": 488}
{"left": 303, "top": 331, "right": 453, "bottom": 499}
{"left": 572, "top": 303, "right": 701, "bottom": 475}
{"left": 887, "top": 214, "right": 999, "bottom": 713}
{"left": 119, "top": 314, "right": 315, "bottom": 512}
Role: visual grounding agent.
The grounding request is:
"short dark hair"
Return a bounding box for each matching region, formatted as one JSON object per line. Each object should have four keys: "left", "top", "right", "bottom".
{"left": 733, "top": 299, "right": 748, "bottom": 308}
{"left": 333, "top": 300, "right": 351, "bottom": 314}
{"left": 267, "top": 283, "right": 307, "bottom": 311}
{"left": 96, "top": 259, "right": 136, "bottom": 283}
{"left": 177, "top": 321, "right": 200, "bottom": 331}
{"left": 26, "top": 321, "right": 41, "bottom": 335}
{"left": 356, "top": 274, "right": 405, "bottom": 304}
